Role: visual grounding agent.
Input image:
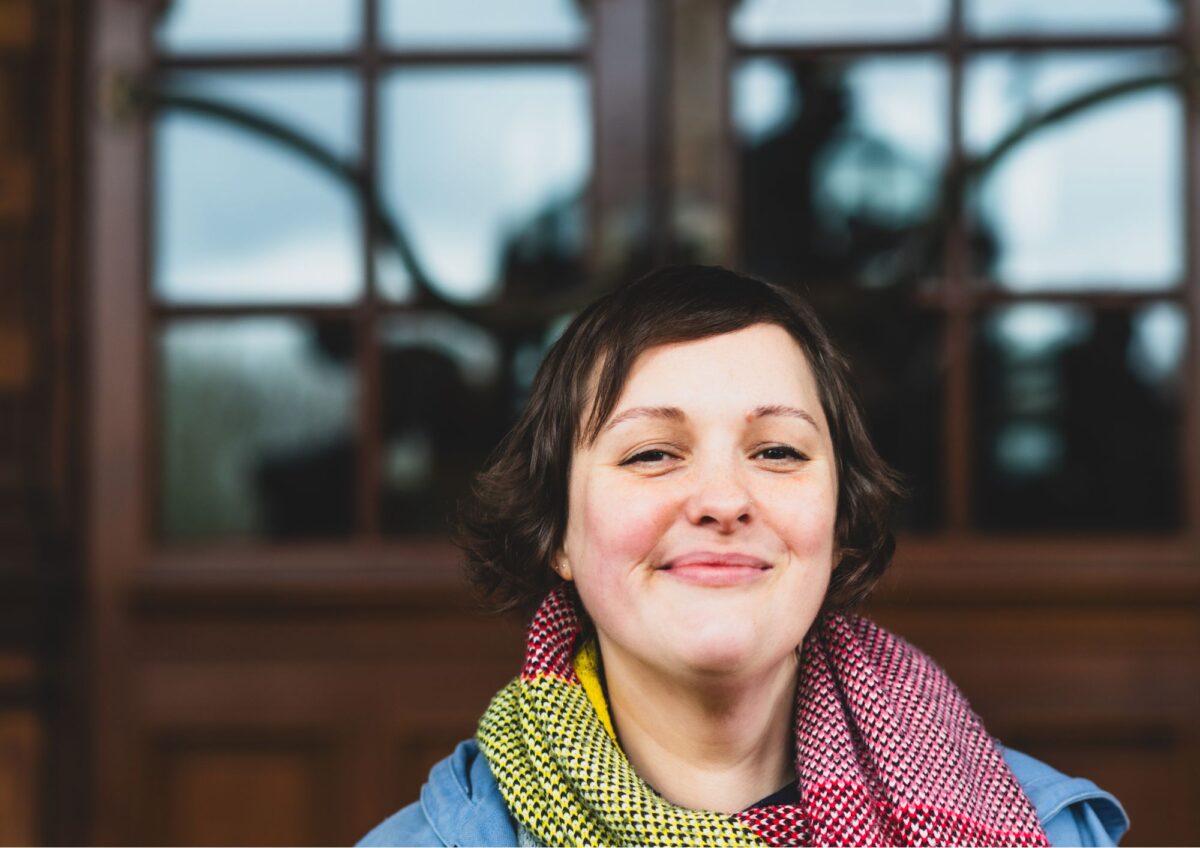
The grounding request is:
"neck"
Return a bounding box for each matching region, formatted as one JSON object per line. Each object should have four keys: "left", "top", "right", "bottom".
{"left": 598, "top": 637, "right": 799, "bottom": 815}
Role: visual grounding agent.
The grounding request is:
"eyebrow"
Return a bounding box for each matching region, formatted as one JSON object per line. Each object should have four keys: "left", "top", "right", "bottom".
{"left": 751, "top": 404, "right": 821, "bottom": 432}
{"left": 600, "top": 405, "right": 686, "bottom": 434}
{"left": 600, "top": 404, "right": 820, "bottom": 434}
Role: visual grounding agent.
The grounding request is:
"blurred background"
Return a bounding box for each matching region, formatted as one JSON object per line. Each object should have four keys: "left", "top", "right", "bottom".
{"left": 1, "top": 0, "right": 1198, "bottom": 843}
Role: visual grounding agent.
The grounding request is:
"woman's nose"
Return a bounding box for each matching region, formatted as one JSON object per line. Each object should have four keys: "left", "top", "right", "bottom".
{"left": 684, "top": 465, "right": 753, "bottom": 531}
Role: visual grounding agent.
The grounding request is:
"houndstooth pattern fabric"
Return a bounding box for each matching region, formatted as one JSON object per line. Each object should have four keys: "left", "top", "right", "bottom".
{"left": 477, "top": 587, "right": 1049, "bottom": 847}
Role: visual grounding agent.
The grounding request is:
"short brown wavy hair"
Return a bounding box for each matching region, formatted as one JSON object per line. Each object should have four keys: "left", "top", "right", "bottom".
{"left": 456, "top": 265, "right": 904, "bottom": 618}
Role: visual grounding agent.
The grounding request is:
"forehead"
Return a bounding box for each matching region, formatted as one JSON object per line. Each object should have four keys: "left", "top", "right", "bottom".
{"left": 600, "top": 324, "right": 826, "bottom": 424}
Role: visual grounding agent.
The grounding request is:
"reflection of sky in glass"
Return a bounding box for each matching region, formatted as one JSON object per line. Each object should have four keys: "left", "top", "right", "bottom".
{"left": 378, "top": 314, "right": 501, "bottom": 493}
{"left": 823, "top": 58, "right": 946, "bottom": 222}
{"left": 384, "top": 0, "right": 587, "bottom": 48}
{"left": 968, "top": 0, "right": 1177, "bottom": 34}
{"left": 380, "top": 314, "right": 500, "bottom": 388}
{"left": 380, "top": 68, "right": 590, "bottom": 301}
{"left": 991, "top": 303, "right": 1091, "bottom": 360}
{"left": 964, "top": 51, "right": 1174, "bottom": 152}
{"left": 991, "top": 301, "right": 1185, "bottom": 388}
{"left": 980, "top": 301, "right": 1184, "bottom": 498}
{"left": 732, "top": 0, "right": 947, "bottom": 43}
{"left": 734, "top": 58, "right": 946, "bottom": 222}
{"left": 965, "top": 53, "right": 1181, "bottom": 290}
{"left": 985, "top": 305, "right": 1082, "bottom": 477}
{"left": 733, "top": 61, "right": 798, "bottom": 144}
{"left": 155, "top": 72, "right": 362, "bottom": 303}
{"left": 1130, "top": 302, "right": 1187, "bottom": 385}
{"left": 163, "top": 71, "right": 360, "bottom": 158}
{"left": 156, "top": 0, "right": 360, "bottom": 53}
{"left": 161, "top": 319, "right": 356, "bottom": 538}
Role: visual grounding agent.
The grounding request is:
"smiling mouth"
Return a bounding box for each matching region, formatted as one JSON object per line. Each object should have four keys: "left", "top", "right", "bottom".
{"left": 658, "top": 553, "right": 772, "bottom": 586}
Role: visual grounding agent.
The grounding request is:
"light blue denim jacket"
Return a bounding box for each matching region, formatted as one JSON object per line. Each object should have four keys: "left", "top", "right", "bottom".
{"left": 359, "top": 739, "right": 1129, "bottom": 847}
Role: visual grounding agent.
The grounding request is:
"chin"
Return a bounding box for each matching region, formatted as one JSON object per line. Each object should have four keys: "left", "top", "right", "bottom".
{"left": 666, "top": 621, "right": 781, "bottom": 677}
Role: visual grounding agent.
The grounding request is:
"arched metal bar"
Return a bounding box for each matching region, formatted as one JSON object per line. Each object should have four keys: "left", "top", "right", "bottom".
{"left": 896, "top": 65, "right": 1199, "bottom": 288}
{"left": 130, "top": 80, "right": 468, "bottom": 310}
{"left": 130, "top": 62, "right": 1199, "bottom": 301}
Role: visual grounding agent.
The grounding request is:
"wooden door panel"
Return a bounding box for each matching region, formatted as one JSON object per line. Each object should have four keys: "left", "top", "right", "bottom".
{"left": 145, "top": 733, "right": 338, "bottom": 847}
{"left": 0, "top": 710, "right": 40, "bottom": 846}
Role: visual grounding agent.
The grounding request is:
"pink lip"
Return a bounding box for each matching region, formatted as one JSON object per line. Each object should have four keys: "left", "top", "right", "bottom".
{"left": 658, "top": 552, "right": 772, "bottom": 587}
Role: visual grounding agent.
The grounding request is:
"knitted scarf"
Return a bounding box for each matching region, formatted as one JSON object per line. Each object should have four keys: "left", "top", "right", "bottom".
{"left": 477, "top": 587, "right": 1049, "bottom": 847}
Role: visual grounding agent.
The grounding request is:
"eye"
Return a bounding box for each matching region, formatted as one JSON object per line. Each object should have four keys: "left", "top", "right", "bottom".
{"left": 620, "top": 448, "right": 676, "bottom": 466}
{"left": 754, "top": 445, "right": 807, "bottom": 462}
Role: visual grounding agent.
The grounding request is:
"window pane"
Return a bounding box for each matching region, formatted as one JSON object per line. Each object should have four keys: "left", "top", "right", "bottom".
{"left": 156, "top": 0, "right": 360, "bottom": 53}
{"left": 972, "top": 303, "right": 1184, "bottom": 532}
{"left": 375, "top": 301, "right": 942, "bottom": 536}
{"left": 160, "top": 318, "right": 358, "bottom": 541}
{"left": 735, "top": 57, "right": 947, "bottom": 288}
{"left": 964, "top": 53, "right": 1183, "bottom": 291}
{"left": 823, "top": 304, "right": 944, "bottom": 532}
{"left": 732, "top": 0, "right": 948, "bottom": 44}
{"left": 379, "top": 68, "right": 590, "bottom": 302}
{"left": 383, "top": 0, "right": 587, "bottom": 48}
{"left": 154, "top": 72, "right": 363, "bottom": 304}
{"left": 378, "top": 314, "right": 509, "bottom": 535}
{"left": 967, "top": 0, "right": 1178, "bottom": 35}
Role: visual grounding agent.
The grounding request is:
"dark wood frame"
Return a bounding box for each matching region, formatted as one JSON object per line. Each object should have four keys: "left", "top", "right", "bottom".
{"left": 103, "top": 0, "right": 1200, "bottom": 559}
{"left": 84, "top": 0, "right": 1200, "bottom": 668}
{"left": 84, "top": 0, "right": 1200, "bottom": 843}
{"left": 727, "top": 0, "right": 1200, "bottom": 541}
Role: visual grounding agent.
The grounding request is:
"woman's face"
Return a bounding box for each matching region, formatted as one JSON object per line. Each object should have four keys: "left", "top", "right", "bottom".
{"left": 559, "top": 323, "right": 839, "bottom": 680}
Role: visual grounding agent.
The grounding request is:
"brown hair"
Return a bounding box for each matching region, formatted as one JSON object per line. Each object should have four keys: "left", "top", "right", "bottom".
{"left": 456, "top": 265, "right": 904, "bottom": 618}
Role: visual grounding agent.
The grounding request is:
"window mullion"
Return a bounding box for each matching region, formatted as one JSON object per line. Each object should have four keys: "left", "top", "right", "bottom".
{"left": 944, "top": 0, "right": 973, "bottom": 533}
{"left": 356, "top": 0, "right": 382, "bottom": 538}
{"left": 590, "top": 0, "right": 660, "bottom": 276}
{"left": 1182, "top": 0, "right": 1200, "bottom": 540}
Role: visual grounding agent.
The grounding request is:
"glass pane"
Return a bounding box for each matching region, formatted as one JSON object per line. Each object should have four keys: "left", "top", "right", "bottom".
{"left": 384, "top": 0, "right": 587, "bottom": 48}
{"left": 968, "top": 0, "right": 1178, "bottom": 35}
{"left": 154, "top": 72, "right": 363, "bottom": 304}
{"left": 378, "top": 314, "right": 511, "bottom": 535}
{"left": 964, "top": 52, "right": 1183, "bottom": 291}
{"left": 156, "top": 0, "right": 360, "bottom": 53}
{"left": 822, "top": 303, "right": 944, "bottom": 531}
{"left": 972, "top": 303, "right": 1184, "bottom": 532}
{"left": 161, "top": 71, "right": 360, "bottom": 159}
{"left": 733, "top": 0, "right": 948, "bottom": 44}
{"left": 160, "top": 318, "right": 358, "bottom": 540}
{"left": 736, "top": 57, "right": 947, "bottom": 288}
{"left": 379, "top": 68, "right": 590, "bottom": 302}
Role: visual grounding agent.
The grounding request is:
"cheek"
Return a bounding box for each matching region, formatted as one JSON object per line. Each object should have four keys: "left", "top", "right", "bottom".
{"left": 760, "top": 479, "right": 839, "bottom": 559}
{"left": 572, "top": 479, "right": 676, "bottom": 566}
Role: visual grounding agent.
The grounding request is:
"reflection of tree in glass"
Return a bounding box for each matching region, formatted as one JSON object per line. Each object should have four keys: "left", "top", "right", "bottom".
{"left": 499, "top": 194, "right": 587, "bottom": 300}
{"left": 162, "top": 319, "right": 356, "bottom": 540}
{"left": 974, "top": 310, "right": 1179, "bottom": 531}
{"left": 252, "top": 320, "right": 357, "bottom": 538}
{"left": 378, "top": 346, "right": 507, "bottom": 534}
{"left": 738, "top": 59, "right": 952, "bottom": 530}
{"left": 139, "top": 55, "right": 1193, "bottom": 537}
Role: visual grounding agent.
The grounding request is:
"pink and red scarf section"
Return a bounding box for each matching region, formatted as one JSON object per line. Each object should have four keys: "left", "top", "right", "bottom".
{"left": 522, "top": 587, "right": 1050, "bottom": 847}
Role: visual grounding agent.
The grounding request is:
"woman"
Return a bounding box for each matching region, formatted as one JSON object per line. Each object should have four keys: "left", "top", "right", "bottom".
{"left": 362, "top": 266, "right": 1128, "bottom": 847}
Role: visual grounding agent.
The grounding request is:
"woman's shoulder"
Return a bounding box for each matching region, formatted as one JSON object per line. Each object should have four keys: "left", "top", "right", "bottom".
{"left": 1001, "top": 746, "right": 1129, "bottom": 847}
{"left": 356, "top": 739, "right": 1129, "bottom": 847}
{"left": 356, "top": 739, "right": 516, "bottom": 847}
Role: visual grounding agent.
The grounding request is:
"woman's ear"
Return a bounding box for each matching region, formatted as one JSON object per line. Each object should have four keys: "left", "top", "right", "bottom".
{"left": 554, "top": 551, "right": 574, "bottom": 582}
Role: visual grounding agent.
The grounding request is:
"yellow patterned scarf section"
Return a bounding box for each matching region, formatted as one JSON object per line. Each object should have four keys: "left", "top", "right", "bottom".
{"left": 572, "top": 640, "right": 616, "bottom": 743}
{"left": 476, "top": 643, "right": 766, "bottom": 847}
{"left": 478, "top": 586, "right": 1051, "bottom": 848}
